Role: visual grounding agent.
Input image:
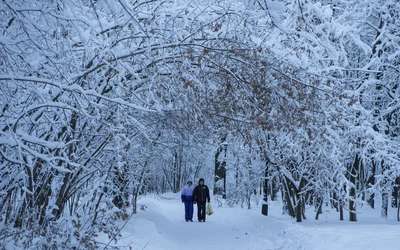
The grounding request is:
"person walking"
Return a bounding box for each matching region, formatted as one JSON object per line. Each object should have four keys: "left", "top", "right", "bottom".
{"left": 193, "top": 178, "right": 210, "bottom": 222}
{"left": 181, "top": 178, "right": 194, "bottom": 222}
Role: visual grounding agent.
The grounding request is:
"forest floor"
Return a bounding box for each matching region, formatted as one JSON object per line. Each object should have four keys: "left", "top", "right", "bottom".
{"left": 102, "top": 192, "right": 400, "bottom": 250}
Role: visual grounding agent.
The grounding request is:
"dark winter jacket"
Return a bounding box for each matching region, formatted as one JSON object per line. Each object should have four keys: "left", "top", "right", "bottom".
{"left": 193, "top": 179, "right": 210, "bottom": 203}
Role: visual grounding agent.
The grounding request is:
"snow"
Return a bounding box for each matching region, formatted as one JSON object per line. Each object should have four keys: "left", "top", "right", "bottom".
{"left": 103, "top": 192, "right": 400, "bottom": 250}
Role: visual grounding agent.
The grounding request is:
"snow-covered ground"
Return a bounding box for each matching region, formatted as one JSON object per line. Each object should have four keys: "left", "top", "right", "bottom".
{"left": 106, "top": 193, "right": 400, "bottom": 250}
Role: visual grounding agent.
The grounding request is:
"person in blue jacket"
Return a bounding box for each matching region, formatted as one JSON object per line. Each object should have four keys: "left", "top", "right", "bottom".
{"left": 181, "top": 178, "right": 194, "bottom": 222}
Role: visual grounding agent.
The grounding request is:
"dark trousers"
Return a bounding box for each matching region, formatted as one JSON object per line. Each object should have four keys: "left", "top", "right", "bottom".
{"left": 197, "top": 202, "right": 206, "bottom": 221}
{"left": 184, "top": 201, "right": 194, "bottom": 221}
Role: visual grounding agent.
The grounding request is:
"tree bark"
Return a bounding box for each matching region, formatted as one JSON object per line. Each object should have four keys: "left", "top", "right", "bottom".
{"left": 348, "top": 154, "right": 360, "bottom": 222}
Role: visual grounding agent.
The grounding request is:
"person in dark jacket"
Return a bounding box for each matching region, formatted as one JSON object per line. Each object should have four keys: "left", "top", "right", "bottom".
{"left": 192, "top": 178, "right": 210, "bottom": 222}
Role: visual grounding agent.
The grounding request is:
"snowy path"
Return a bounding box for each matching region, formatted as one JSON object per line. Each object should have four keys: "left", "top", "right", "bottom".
{"left": 116, "top": 193, "right": 312, "bottom": 250}
{"left": 109, "top": 193, "right": 400, "bottom": 250}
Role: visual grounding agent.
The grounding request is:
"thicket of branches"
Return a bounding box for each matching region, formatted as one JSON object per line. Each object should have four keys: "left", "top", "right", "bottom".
{"left": 1, "top": 0, "right": 400, "bottom": 248}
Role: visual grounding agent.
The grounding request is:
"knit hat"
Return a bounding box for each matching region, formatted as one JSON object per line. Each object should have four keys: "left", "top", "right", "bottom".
{"left": 199, "top": 178, "right": 204, "bottom": 184}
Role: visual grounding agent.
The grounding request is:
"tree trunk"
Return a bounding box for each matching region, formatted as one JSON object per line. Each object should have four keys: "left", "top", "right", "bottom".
{"left": 281, "top": 177, "right": 296, "bottom": 217}
{"left": 214, "top": 135, "right": 227, "bottom": 197}
{"left": 332, "top": 191, "right": 339, "bottom": 212}
{"left": 397, "top": 191, "right": 400, "bottom": 221}
{"left": 349, "top": 154, "right": 359, "bottom": 222}
{"left": 339, "top": 201, "right": 344, "bottom": 221}
{"left": 295, "top": 193, "right": 302, "bottom": 222}
{"left": 173, "top": 150, "right": 181, "bottom": 193}
{"left": 270, "top": 177, "right": 278, "bottom": 201}
{"left": 349, "top": 190, "right": 357, "bottom": 222}
{"left": 391, "top": 177, "right": 400, "bottom": 208}
{"left": 367, "top": 160, "right": 376, "bottom": 208}
{"left": 261, "top": 160, "right": 269, "bottom": 216}
{"left": 214, "top": 145, "right": 223, "bottom": 195}
{"left": 381, "top": 192, "right": 388, "bottom": 218}
{"left": 315, "top": 197, "right": 323, "bottom": 220}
